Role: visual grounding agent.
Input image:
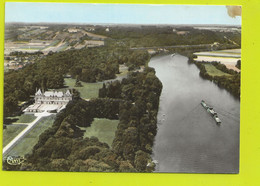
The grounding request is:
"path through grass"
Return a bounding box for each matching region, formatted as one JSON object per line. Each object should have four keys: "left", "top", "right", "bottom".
{"left": 4, "top": 115, "right": 55, "bottom": 158}
{"left": 3, "top": 125, "right": 27, "bottom": 147}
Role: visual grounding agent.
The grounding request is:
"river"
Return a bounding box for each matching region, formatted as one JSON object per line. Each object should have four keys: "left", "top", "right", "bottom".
{"left": 149, "top": 54, "right": 240, "bottom": 173}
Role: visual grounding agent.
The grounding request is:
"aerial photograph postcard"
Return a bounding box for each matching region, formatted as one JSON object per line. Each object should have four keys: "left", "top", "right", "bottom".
{"left": 3, "top": 3, "right": 241, "bottom": 173}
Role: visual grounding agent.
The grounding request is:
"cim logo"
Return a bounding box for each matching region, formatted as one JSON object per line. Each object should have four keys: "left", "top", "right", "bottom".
{"left": 6, "top": 156, "right": 25, "bottom": 165}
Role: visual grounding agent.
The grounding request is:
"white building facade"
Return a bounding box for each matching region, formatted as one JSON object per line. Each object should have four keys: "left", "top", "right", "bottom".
{"left": 24, "top": 89, "right": 73, "bottom": 113}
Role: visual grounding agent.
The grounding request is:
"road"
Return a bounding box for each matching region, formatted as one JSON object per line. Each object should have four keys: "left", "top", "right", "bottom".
{"left": 3, "top": 112, "right": 52, "bottom": 155}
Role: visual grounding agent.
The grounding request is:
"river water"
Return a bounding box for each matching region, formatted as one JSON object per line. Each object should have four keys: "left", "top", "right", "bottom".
{"left": 149, "top": 54, "right": 240, "bottom": 173}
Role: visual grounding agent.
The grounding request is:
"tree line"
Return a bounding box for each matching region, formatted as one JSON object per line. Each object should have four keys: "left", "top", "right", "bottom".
{"left": 191, "top": 60, "right": 240, "bottom": 99}
{"left": 94, "top": 26, "right": 241, "bottom": 48}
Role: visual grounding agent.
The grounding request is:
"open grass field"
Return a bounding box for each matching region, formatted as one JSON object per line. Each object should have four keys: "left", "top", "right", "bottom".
{"left": 194, "top": 49, "right": 241, "bottom": 57}
{"left": 8, "top": 114, "right": 37, "bottom": 124}
{"left": 3, "top": 125, "right": 28, "bottom": 147}
{"left": 84, "top": 31, "right": 107, "bottom": 39}
{"left": 204, "top": 64, "right": 231, "bottom": 77}
{"left": 4, "top": 115, "right": 55, "bottom": 158}
{"left": 83, "top": 118, "right": 119, "bottom": 147}
{"left": 63, "top": 78, "right": 103, "bottom": 99}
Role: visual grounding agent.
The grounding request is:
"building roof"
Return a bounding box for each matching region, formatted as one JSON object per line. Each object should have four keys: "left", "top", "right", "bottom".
{"left": 44, "top": 91, "right": 64, "bottom": 97}
{"left": 35, "top": 89, "right": 72, "bottom": 97}
{"left": 35, "top": 89, "right": 42, "bottom": 95}
{"left": 65, "top": 90, "right": 72, "bottom": 96}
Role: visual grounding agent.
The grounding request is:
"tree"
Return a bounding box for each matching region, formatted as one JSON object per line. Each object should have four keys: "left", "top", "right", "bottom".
{"left": 236, "top": 60, "right": 241, "bottom": 69}
{"left": 74, "top": 76, "right": 83, "bottom": 87}
{"left": 4, "top": 96, "right": 18, "bottom": 116}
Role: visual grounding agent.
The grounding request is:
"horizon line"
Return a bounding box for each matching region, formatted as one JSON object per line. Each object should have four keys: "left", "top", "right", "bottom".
{"left": 5, "top": 22, "right": 241, "bottom": 27}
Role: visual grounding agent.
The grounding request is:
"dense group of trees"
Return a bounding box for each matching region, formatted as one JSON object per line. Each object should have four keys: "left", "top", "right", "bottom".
{"left": 4, "top": 61, "right": 65, "bottom": 116}
{"left": 94, "top": 26, "right": 241, "bottom": 48}
{"left": 211, "top": 74, "right": 240, "bottom": 98}
{"left": 211, "top": 62, "right": 238, "bottom": 75}
{"left": 99, "top": 68, "right": 162, "bottom": 171}
{"left": 111, "top": 68, "right": 162, "bottom": 167}
{"left": 192, "top": 61, "right": 240, "bottom": 98}
{"left": 4, "top": 45, "right": 149, "bottom": 117}
{"left": 100, "top": 68, "right": 162, "bottom": 163}
{"left": 9, "top": 51, "right": 44, "bottom": 57}
{"left": 6, "top": 67, "right": 162, "bottom": 172}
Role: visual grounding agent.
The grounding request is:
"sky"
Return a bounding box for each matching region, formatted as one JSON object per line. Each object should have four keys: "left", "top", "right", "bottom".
{"left": 5, "top": 3, "right": 241, "bottom": 25}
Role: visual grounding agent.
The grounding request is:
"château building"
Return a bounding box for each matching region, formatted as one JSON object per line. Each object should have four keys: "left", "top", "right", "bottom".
{"left": 24, "top": 89, "right": 73, "bottom": 113}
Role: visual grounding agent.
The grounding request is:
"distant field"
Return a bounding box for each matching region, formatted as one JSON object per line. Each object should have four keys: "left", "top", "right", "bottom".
{"left": 60, "top": 43, "right": 69, "bottom": 51}
{"left": 204, "top": 64, "right": 231, "bottom": 77}
{"left": 3, "top": 125, "right": 27, "bottom": 147}
{"left": 82, "top": 118, "right": 119, "bottom": 147}
{"left": 63, "top": 78, "right": 103, "bottom": 99}
{"left": 50, "top": 40, "right": 60, "bottom": 47}
{"left": 194, "top": 52, "right": 240, "bottom": 58}
{"left": 4, "top": 115, "right": 55, "bottom": 158}
{"left": 194, "top": 49, "right": 241, "bottom": 72}
{"left": 57, "top": 43, "right": 69, "bottom": 52}
{"left": 194, "top": 49, "right": 241, "bottom": 56}
{"left": 84, "top": 31, "right": 107, "bottom": 39}
{"left": 212, "top": 49, "right": 241, "bottom": 54}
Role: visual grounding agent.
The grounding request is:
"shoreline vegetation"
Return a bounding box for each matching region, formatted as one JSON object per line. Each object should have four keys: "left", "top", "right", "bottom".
{"left": 188, "top": 57, "right": 240, "bottom": 99}
{"left": 157, "top": 46, "right": 240, "bottom": 99}
{"left": 3, "top": 24, "right": 240, "bottom": 172}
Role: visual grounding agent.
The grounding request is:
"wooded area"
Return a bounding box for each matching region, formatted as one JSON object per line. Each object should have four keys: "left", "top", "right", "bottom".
{"left": 4, "top": 45, "right": 149, "bottom": 117}
{"left": 4, "top": 68, "right": 162, "bottom": 172}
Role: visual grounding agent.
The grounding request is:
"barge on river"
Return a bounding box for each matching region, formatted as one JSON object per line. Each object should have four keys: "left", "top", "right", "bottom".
{"left": 201, "top": 100, "right": 221, "bottom": 125}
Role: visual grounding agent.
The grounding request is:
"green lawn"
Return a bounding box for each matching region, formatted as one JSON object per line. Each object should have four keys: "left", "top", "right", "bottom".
{"left": 3, "top": 125, "right": 28, "bottom": 147}
{"left": 117, "top": 64, "right": 129, "bottom": 78}
{"left": 12, "top": 114, "right": 37, "bottom": 123}
{"left": 4, "top": 115, "right": 55, "bottom": 158}
{"left": 63, "top": 78, "right": 103, "bottom": 99}
{"left": 204, "top": 64, "right": 231, "bottom": 77}
{"left": 7, "top": 114, "right": 36, "bottom": 124}
{"left": 82, "top": 118, "right": 119, "bottom": 147}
